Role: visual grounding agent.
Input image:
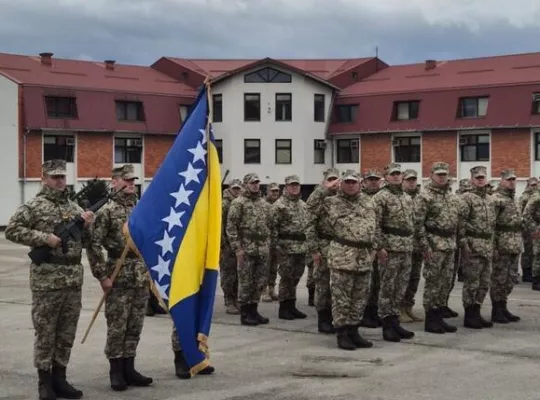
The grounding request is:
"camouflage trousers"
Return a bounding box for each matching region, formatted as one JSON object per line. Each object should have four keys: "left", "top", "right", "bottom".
{"left": 104, "top": 287, "right": 149, "bottom": 359}
{"left": 314, "top": 250, "right": 332, "bottom": 312}
{"left": 462, "top": 255, "right": 491, "bottom": 307}
{"left": 521, "top": 232, "right": 533, "bottom": 271}
{"left": 366, "top": 260, "right": 380, "bottom": 308}
{"left": 532, "top": 241, "right": 540, "bottom": 277}
{"left": 490, "top": 253, "right": 519, "bottom": 302}
{"left": 267, "top": 249, "right": 279, "bottom": 288}
{"left": 401, "top": 251, "right": 423, "bottom": 307}
{"left": 378, "top": 252, "right": 412, "bottom": 319}
{"left": 31, "top": 288, "right": 82, "bottom": 370}
{"left": 220, "top": 246, "right": 238, "bottom": 306}
{"left": 422, "top": 250, "right": 455, "bottom": 310}
{"left": 238, "top": 255, "right": 268, "bottom": 305}
{"left": 171, "top": 326, "right": 181, "bottom": 352}
{"left": 330, "top": 269, "right": 371, "bottom": 328}
{"left": 278, "top": 253, "right": 306, "bottom": 301}
{"left": 448, "top": 246, "right": 464, "bottom": 304}
{"left": 306, "top": 263, "right": 315, "bottom": 290}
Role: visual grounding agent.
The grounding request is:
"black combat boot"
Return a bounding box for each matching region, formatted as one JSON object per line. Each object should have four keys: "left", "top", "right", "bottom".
{"left": 317, "top": 309, "right": 335, "bottom": 334}
{"left": 336, "top": 326, "right": 356, "bottom": 350}
{"left": 436, "top": 308, "right": 457, "bottom": 332}
{"left": 381, "top": 316, "right": 400, "bottom": 342}
{"left": 424, "top": 309, "right": 445, "bottom": 334}
{"left": 347, "top": 325, "right": 373, "bottom": 348}
{"left": 532, "top": 276, "right": 540, "bottom": 291}
{"left": 51, "top": 362, "right": 83, "bottom": 399}
{"left": 502, "top": 300, "right": 520, "bottom": 322}
{"left": 240, "top": 304, "right": 259, "bottom": 326}
{"left": 308, "top": 288, "right": 315, "bottom": 306}
{"left": 278, "top": 301, "right": 295, "bottom": 320}
{"left": 491, "top": 301, "right": 509, "bottom": 324}
{"left": 108, "top": 358, "right": 127, "bottom": 391}
{"left": 252, "top": 303, "right": 269, "bottom": 324}
{"left": 174, "top": 350, "right": 191, "bottom": 379}
{"left": 289, "top": 299, "right": 307, "bottom": 319}
{"left": 475, "top": 304, "right": 493, "bottom": 328}
{"left": 392, "top": 315, "right": 415, "bottom": 339}
{"left": 359, "top": 305, "right": 380, "bottom": 329}
{"left": 123, "top": 357, "right": 153, "bottom": 386}
{"left": 38, "top": 369, "right": 56, "bottom": 400}
{"left": 440, "top": 306, "right": 459, "bottom": 318}
{"left": 463, "top": 305, "right": 482, "bottom": 329}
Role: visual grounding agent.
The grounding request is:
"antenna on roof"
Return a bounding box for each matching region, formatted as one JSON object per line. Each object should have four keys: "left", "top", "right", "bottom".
{"left": 375, "top": 45, "right": 379, "bottom": 72}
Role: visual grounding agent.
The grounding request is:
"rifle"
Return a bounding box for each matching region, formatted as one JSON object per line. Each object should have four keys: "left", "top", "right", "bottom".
{"left": 28, "top": 185, "right": 126, "bottom": 265}
{"left": 221, "top": 169, "right": 230, "bottom": 186}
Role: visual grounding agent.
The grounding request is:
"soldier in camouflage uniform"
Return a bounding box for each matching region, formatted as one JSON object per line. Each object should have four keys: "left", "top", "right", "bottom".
{"left": 414, "top": 162, "right": 460, "bottom": 334}
{"left": 459, "top": 166, "right": 496, "bottom": 329}
{"left": 306, "top": 168, "right": 341, "bottom": 334}
{"left": 319, "top": 170, "right": 377, "bottom": 350}
{"left": 170, "top": 325, "right": 214, "bottom": 379}
{"left": 521, "top": 180, "right": 540, "bottom": 291}
{"left": 519, "top": 177, "right": 538, "bottom": 283}
{"left": 373, "top": 163, "right": 416, "bottom": 342}
{"left": 220, "top": 178, "right": 243, "bottom": 314}
{"left": 490, "top": 169, "right": 522, "bottom": 323}
{"left": 5, "top": 159, "right": 94, "bottom": 400}
{"left": 227, "top": 173, "right": 271, "bottom": 326}
{"left": 271, "top": 175, "right": 309, "bottom": 320}
{"left": 87, "top": 164, "right": 153, "bottom": 391}
{"left": 400, "top": 169, "right": 424, "bottom": 323}
{"left": 262, "top": 182, "right": 280, "bottom": 302}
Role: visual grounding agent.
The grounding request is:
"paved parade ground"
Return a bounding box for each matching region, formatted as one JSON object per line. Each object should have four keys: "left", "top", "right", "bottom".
{"left": 2, "top": 233, "right": 540, "bottom": 400}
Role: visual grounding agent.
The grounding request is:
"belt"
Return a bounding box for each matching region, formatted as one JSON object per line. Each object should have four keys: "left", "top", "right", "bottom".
{"left": 47, "top": 255, "right": 82, "bottom": 265}
{"left": 278, "top": 233, "right": 306, "bottom": 241}
{"left": 243, "top": 233, "right": 268, "bottom": 241}
{"left": 495, "top": 224, "right": 521, "bottom": 233}
{"left": 466, "top": 231, "right": 493, "bottom": 240}
{"left": 318, "top": 233, "right": 333, "bottom": 241}
{"left": 382, "top": 226, "right": 413, "bottom": 237}
{"left": 108, "top": 249, "right": 139, "bottom": 259}
{"left": 425, "top": 226, "right": 455, "bottom": 238}
{"left": 333, "top": 237, "right": 372, "bottom": 249}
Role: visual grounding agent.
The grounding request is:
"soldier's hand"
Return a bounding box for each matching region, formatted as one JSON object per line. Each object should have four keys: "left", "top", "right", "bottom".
{"left": 81, "top": 211, "right": 95, "bottom": 228}
{"left": 236, "top": 249, "right": 245, "bottom": 268}
{"left": 424, "top": 248, "right": 433, "bottom": 262}
{"left": 377, "top": 249, "right": 388, "bottom": 266}
{"left": 323, "top": 178, "right": 340, "bottom": 190}
{"left": 312, "top": 251, "right": 321, "bottom": 266}
{"left": 46, "top": 234, "right": 62, "bottom": 248}
{"left": 100, "top": 278, "right": 113, "bottom": 293}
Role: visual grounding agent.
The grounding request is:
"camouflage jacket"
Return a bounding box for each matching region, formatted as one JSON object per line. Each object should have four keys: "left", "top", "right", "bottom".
{"left": 305, "top": 184, "right": 337, "bottom": 254}
{"left": 492, "top": 188, "right": 522, "bottom": 254}
{"left": 405, "top": 187, "right": 423, "bottom": 253}
{"left": 320, "top": 189, "right": 377, "bottom": 272}
{"left": 414, "top": 183, "right": 461, "bottom": 252}
{"left": 271, "top": 191, "right": 308, "bottom": 254}
{"left": 519, "top": 188, "right": 535, "bottom": 214}
{"left": 459, "top": 187, "right": 496, "bottom": 258}
{"left": 221, "top": 189, "right": 237, "bottom": 251}
{"left": 226, "top": 190, "right": 271, "bottom": 257}
{"left": 5, "top": 185, "right": 89, "bottom": 291}
{"left": 86, "top": 192, "right": 149, "bottom": 288}
{"left": 373, "top": 185, "right": 415, "bottom": 253}
{"left": 522, "top": 191, "right": 540, "bottom": 234}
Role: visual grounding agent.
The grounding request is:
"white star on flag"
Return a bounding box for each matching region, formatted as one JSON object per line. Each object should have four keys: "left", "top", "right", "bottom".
{"left": 199, "top": 128, "right": 207, "bottom": 144}
{"left": 188, "top": 141, "right": 207, "bottom": 165}
{"left": 179, "top": 162, "right": 202, "bottom": 185}
{"left": 155, "top": 281, "right": 170, "bottom": 300}
{"left": 162, "top": 207, "right": 185, "bottom": 231}
{"left": 155, "top": 230, "right": 175, "bottom": 256}
{"left": 151, "top": 255, "right": 171, "bottom": 281}
{"left": 170, "top": 184, "right": 193, "bottom": 207}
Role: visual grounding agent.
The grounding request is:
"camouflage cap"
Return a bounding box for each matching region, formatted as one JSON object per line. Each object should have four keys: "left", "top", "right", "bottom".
{"left": 384, "top": 163, "right": 402, "bottom": 175}
{"left": 112, "top": 164, "right": 138, "bottom": 180}
{"left": 229, "top": 178, "right": 242, "bottom": 188}
{"left": 323, "top": 167, "right": 340, "bottom": 180}
{"left": 285, "top": 175, "right": 301, "bottom": 184}
{"left": 42, "top": 159, "right": 67, "bottom": 176}
{"left": 363, "top": 168, "right": 381, "bottom": 179}
{"left": 243, "top": 172, "right": 260, "bottom": 184}
{"left": 470, "top": 165, "right": 487, "bottom": 178}
{"left": 431, "top": 162, "right": 450, "bottom": 174}
{"left": 342, "top": 169, "right": 361, "bottom": 182}
{"left": 500, "top": 168, "right": 517, "bottom": 180}
{"left": 459, "top": 178, "right": 472, "bottom": 189}
{"left": 267, "top": 182, "right": 279, "bottom": 190}
{"left": 403, "top": 169, "right": 418, "bottom": 180}
{"left": 527, "top": 177, "right": 538, "bottom": 185}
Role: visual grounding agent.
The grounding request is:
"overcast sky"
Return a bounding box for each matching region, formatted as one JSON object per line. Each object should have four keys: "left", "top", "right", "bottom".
{"left": 1, "top": 0, "right": 540, "bottom": 66}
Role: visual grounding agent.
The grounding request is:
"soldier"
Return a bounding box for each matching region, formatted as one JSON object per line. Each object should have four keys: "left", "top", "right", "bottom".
{"left": 262, "top": 182, "right": 280, "bottom": 302}
{"left": 490, "top": 169, "right": 522, "bottom": 323}
{"left": 86, "top": 164, "right": 153, "bottom": 391}
{"left": 400, "top": 169, "right": 424, "bottom": 323}
{"left": 373, "top": 163, "right": 416, "bottom": 342}
{"left": 226, "top": 173, "right": 271, "bottom": 326}
{"left": 414, "top": 162, "right": 460, "bottom": 334}
{"left": 271, "top": 175, "right": 309, "bottom": 320}
{"left": 305, "top": 168, "right": 341, "bottom": 334}
{"left": 5, "top": 159, "right": 94, "bottom": 400}
{"left": 459, "top": 166, "right": 496, "bottom": 328}
{"left": 519, "top": 177, "right": 538, "bottom": 283}
{"left": 522, "top": 179, "right": 540, "bottom": 291}
{"left": 171, "top": 326, "right": 214, "bottom": 379}
{"left": 220, "top": 178, "right": 243, "bottom": 314}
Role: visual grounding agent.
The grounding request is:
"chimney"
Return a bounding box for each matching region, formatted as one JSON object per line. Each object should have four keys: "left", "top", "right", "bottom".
{"left": 39, "top": 52, "right": 53, "bottom": 66}
{"left": 425, "top": 59, "right": 437, "bottom": 70}
{"left": 104, "top": 60, "right": 116, "bottom": 71}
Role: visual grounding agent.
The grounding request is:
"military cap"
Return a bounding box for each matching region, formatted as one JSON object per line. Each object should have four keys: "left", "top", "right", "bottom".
{"left": 42, "top": 159, "right": 67, "bottom": 176}
{"left": 267, "top": 182, "right": 279, "bottom": 191}
{"left": 229, "top": 178, "right": 242, "bottom": 189}
{"left": 500, "top": 169, "right": 517, "bottom": 180}
{"left": 470, "top": 165, "right": 487, "bottom": 178}
{"left": 285, "top": 175, "right": 301, "bottom": 184}
{"left": 384, "top": 163, "right": 402, "bottom": 175}
{"left": 527, "top": 177, "right": 538, "bottom": 185}
{"left": 323, "top": 168, "right": 340, "bottom": 180}
{"left": 112, "top": 164, "right": 138, "bottom": 180}
{"left": 403, "top": 169, "right": 418, "bottom": 180}
{"left": 243, "top": 172, "right": 260, "bottom": 184}
{"left": 363, "top": 168, "right": 381, "bottom": 179}
{"left": 431, "top": 162, "right": 450, "bottom": 174}
{"left": 342, "top": 169, "right": 361, "bottom": 182}
{"left": 459, "top": 178, "right": 471, "bottom": 189}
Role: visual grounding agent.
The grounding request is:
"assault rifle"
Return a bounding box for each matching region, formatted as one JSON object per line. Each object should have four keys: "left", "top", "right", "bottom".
{"left": 28, "top": 185, "right": 126, "bottom": 265}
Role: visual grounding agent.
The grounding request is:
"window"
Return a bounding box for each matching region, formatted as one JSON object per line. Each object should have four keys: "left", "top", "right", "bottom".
{"left": 244, "top": 67, "right": 292, "bottom": 83}
{"left": 244, "top": 93, "right": 260, "bottom": 121}
{"left": 460, "top": 134, "right": 489, "bottom": 161}
{"left": 114, "top": 137, "right": 143, "bottom": 163}
{"left": 334, "top": 105, "right": 358, "bottom": 123}
{"left": 532, "top": 93, "right": 540, "bottom": 114}
{"left": 244, "top": 139, "right": 261, "bottom": 164}
{"left": 45, "top": 96, "right": 78, "bottom": 118}
{"left": 43, "top": 135, "right": 75, "bottom": 162}
{"left": 314, "top": 94, "right": 325, "bottom": 122}
{"left": 314, "top": 140, "right": 326, "bottom": 164}
{"left": 116, "top": 101, "right": 145, "bottom": 121}
{"left": 458, "top": 97, "right": 488, "bottom": 118}
{"left": 215, "top": 139, "right": 223, "bottom": 163}
{"left": 534, "top": 133, "right": 540, "bottom": 161}
{"left": 276, "top": 93, "right": 292, "bottom": 121}
{"left": 213, "top": 94, "right": 223, "bottom": 122}
{"left": 336, "top": 139, "right": 359, "bottom": 164}
{"left": 135, "top": 184, "right": 142, "bottom": 198}
{"left": 393, "top": 101, "right": 419, "bottom": 120}
{"left": 275, "top": 139, "right": 292, "bottom": 164}
{"left": 393, "top": 136, "right": 421, "bottom": 163}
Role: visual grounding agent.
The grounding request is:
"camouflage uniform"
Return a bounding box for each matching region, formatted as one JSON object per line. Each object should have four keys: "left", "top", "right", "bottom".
{"left": 5, "top": 159, "right": 89, "bottom": 399}
{"left": 262, "top": 182, "right": 280, "bottom": 302}
{"left": 321, "top": 170, "right": 377, "bottom": 350}
{"left": 226, "top": 173, "right": 271, "bottom": 326}
{"left": 459, "top": 166, "right": 497, "bottom": 329}
{"left": 414, "top": 162, "right": 461, "bottom": 334}
{"left": 522, "top": 185, "right": 540, "bottom": 291}
{"left": 519, "top": 177, "right": 538, "bottom": 282}
{"left": 220, "top": 179, "right": 242, "bottom": 314}
{"left": 305, "top": 167, "right": 340, "bottom": 334}
{"left": 373, "top": 163, "right": 416, "bottom": 342}
{"left": 271, "top": 175, "right": 309, "bottom": 319}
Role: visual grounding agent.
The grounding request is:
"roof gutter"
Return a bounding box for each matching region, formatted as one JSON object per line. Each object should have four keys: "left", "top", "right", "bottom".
{"left": 329, "top": 124, "right": 540, "bottom": 136}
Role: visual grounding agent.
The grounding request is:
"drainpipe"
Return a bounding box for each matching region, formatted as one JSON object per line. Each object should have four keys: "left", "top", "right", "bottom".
{"left": 21, "top": 128, "right": 29, "bottom": 204}
{"left": 324, "top": 90, "right": 338, "bottom": 167}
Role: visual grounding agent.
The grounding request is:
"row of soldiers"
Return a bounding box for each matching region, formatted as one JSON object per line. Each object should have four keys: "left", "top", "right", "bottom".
{"left": 220, "top": 161, "right": 527, "bottom": 350}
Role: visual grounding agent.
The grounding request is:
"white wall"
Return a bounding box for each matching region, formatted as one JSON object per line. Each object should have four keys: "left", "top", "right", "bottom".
{"left": 211, "top": 65, "right": 334, "bottom": 185}
{"left": 0, "top": 76, "right": 20, "bottom": 226}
